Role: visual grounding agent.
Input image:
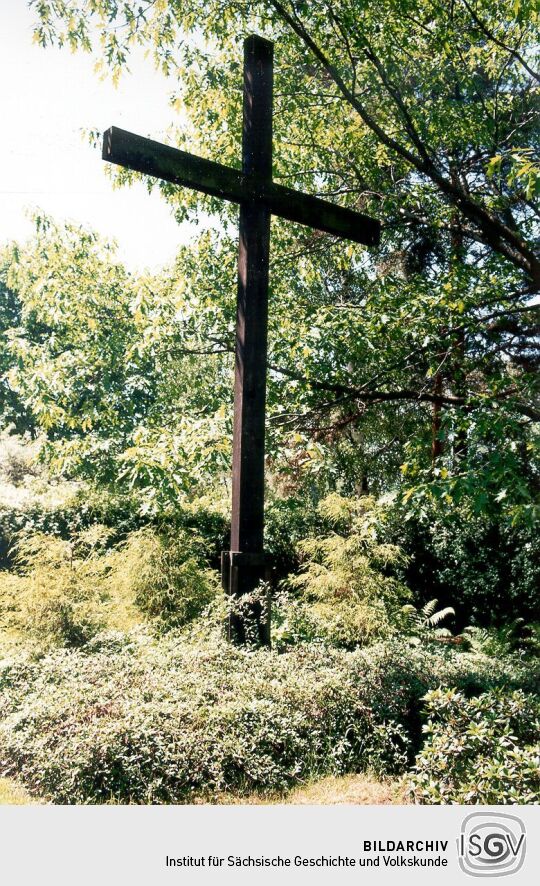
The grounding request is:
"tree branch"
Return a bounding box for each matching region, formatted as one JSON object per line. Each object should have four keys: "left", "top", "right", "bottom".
{"left": 267, "top": 362, "right": 540, "bottom": 422}
{"left": 460, "top": 0, "right": 540, "bottom": 83}
{"left": 269, "top": 0, "right": 540, "bottom": 286}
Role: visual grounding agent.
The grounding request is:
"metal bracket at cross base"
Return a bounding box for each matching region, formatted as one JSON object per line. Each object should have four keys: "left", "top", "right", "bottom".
{"left": 221, "top": 551, "right": 271, "bottom": 646}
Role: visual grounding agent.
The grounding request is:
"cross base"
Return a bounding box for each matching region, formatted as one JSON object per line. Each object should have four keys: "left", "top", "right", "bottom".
{"left": 221, "top": 551, "right": 271, "bottom": 646}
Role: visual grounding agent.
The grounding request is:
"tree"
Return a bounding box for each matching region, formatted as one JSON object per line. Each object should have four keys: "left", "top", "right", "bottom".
{"left": 2, "top": 216, "right": 150, "bottom": 484}
{"left": 22, "top": 0, "right": 540, "bottom": 519}
{"left": 31, "top": 1, "right": 539, "bottom": 280}
{"left": 1, "top": 217, "right": 236, "bottom": 507}
{"left": 0, "top": 262, "right": 36, "bottom": 437}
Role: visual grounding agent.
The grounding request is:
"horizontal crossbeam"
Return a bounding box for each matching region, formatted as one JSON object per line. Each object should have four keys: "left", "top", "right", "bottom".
{"left": 102, "top": 127, "right": 380, "bottom": 246}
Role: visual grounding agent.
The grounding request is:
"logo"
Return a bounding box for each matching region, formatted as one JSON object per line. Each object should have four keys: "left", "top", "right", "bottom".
{"left": 458, "top": 813, "right": 526, "bottom": 877}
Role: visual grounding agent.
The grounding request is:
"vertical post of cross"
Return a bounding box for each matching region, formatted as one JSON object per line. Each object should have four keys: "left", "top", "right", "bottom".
{"left": 222, "top": 35, "right": 273, "bottom": 645}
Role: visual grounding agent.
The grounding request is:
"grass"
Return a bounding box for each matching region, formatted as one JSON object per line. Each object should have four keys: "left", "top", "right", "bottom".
{"left": 0, "top": 777, "right": 37, "bottom": 805}
{"left": 285, "top": 774, "right": 408, "bottom": 804}
{"left": 208, "top": 774, "right": 409, "bottom": 805}
{"left": 0, "top": 774, "right": 406, "bottom": 806}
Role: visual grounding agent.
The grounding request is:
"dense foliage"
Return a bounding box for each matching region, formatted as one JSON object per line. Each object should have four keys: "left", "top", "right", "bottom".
{"left": 381, "top": 499, "right": 540, "bottom": 625}
{"left": 22, "top": 0, "right": 540, "bottom": 522}
{"left": 275, "top": 494, "right": 411, "bottom": 648}
{"left": 0, "top": 629, "right": 536, "bottom": 804}
{"left": 0, "top": 0, "right": 537, "bottom": 805}
{"left": 0, "top": 446, "right": 538, "bottom": 803}
{"left": 410, "top": 688, "right": 540, "bottom": 803}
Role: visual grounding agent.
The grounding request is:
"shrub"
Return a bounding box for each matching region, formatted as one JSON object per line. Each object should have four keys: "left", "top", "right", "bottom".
{"left": 280, "top": 495, "right": 410, "bottom": 648}
{"left": 462, "top": 620, "right": 540, "bottom": 658}
{"left": 0, "top": 633, "right": 537, "bottom": 804}
{"left": 409, "top": 688, "right": 540, "bottom": 804}
{"left": 0, "top": 634, "right": 408, "bottom": 803}
{"left": 263, "top": 495, "right": 324, "bottom": 580}
{"left": 0, "top": 488, "right": 122, "bottom": 570}
{"left": 0, "top": 532, "right": 109, "bottom": 649}
{"left": 382, "top": 501, "right": 540, "bottom": 627}
{"left": 0, "top": 485, "right": 229, "bottom": 570}
{"left": 115, "top": 528, "right": 218, "bottom": 629}
{"left": 0, "top": 526, "right": 218, "bottom": 647}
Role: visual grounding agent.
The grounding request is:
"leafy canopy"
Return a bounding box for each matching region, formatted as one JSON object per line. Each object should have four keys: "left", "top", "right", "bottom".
{"left": 10, "top": 0, "right": 538, "bottom": 520}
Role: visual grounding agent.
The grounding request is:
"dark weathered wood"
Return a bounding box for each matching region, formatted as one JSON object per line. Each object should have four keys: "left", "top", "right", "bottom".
{"left": 102, "top": 34, "right": 381, "bottom": 647}
{"left": 227, "top": 35, "right": 273, "bottom": 645}
{"left": 103, "top": 127, "right": 380, "bottom": 246}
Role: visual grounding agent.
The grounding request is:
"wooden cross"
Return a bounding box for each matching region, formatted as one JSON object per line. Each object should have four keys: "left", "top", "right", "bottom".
{"left": 102, "top": 34, "right": 380, "bottom": 645}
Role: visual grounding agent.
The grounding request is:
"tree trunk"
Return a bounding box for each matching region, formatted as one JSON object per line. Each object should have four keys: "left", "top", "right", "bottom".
{"left": 431, "top": 372, "right": 444, "bottom": 463}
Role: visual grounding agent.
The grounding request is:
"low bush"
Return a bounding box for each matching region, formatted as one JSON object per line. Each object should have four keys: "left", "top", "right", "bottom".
{"left": 277, "top": 495, "right": 410, "bottom": 648}
{"left": 0, "top": 532, "right": 110, "bottom": 649}
{"left": 382, "top": 501, "right": 540, "bottom": 627}
{"left": 0, "top": 632, "right": 536, "bottom": 804}
{"left": 263, "top": 495, "right": 324, "bottom": 579}
{"left": 409, "top": 688, "right": 540, "bottom": 804}
{"left": 462, "top": 621, "right": 540, "bottom": 658}
{"left": 0, "top": 526, "right": 218, "bottom": 648}
{"left": 0, "top": 486, "right": 229, "bottom": 570}
{"left": 113, "top": 528, "right": 218, "bottom": 629}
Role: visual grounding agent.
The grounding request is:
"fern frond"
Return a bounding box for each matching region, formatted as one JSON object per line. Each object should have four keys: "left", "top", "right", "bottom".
{"left": 422, "top": 599, "right": 439, "bottom": 619}
{"left": 428, "top": 606, "right": 455, "bottom": 627}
